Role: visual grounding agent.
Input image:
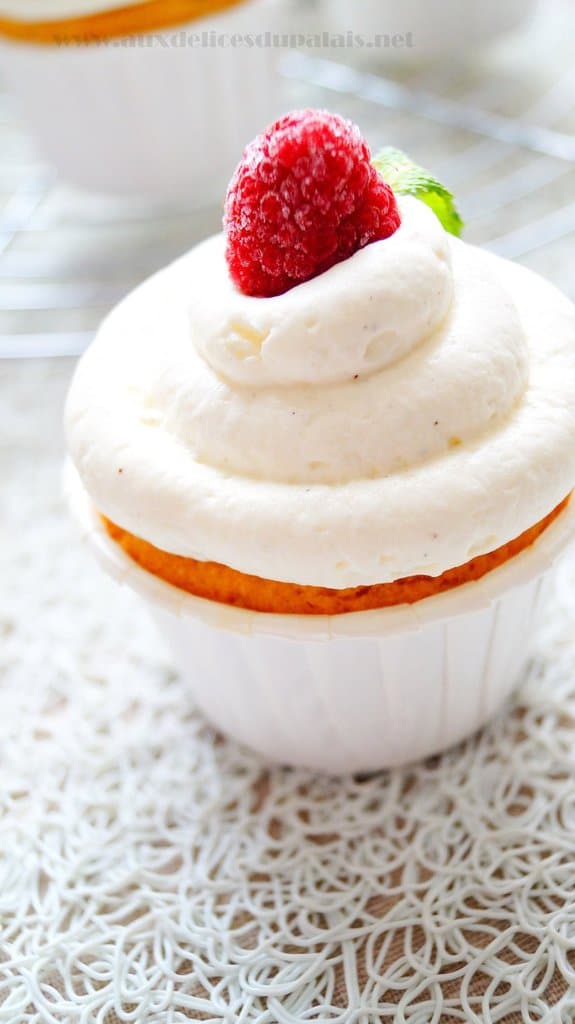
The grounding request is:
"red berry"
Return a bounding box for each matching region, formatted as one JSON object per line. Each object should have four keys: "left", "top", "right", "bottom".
{"left": 224, "top": 109, "right": 401, "bottom": 298}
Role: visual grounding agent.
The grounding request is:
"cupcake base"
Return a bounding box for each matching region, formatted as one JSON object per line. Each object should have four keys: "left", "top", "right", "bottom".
{"left": 150, "top": 576, "right": 545, "bottom": 772}
{"left": 67, "top": 467, "right": 575, "bottom": 772}
{"left": 102, "top": 497, "right": 569, "bottom": 614}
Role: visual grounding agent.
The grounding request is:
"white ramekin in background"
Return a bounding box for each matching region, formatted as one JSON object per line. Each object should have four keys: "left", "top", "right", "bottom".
{"left": 0, "top": 0, "right": 284, "bottom": 201}
{"left": 67, "top": 467, "right": 574, "bottom": 774}
{"left": 320, "top": 0, "right": 538, "bottom": 65}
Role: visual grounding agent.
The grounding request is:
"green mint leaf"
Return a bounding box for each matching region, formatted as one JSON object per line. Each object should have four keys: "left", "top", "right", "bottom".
{"left": 373, "top": 146, "right": 464, "bottom": 237}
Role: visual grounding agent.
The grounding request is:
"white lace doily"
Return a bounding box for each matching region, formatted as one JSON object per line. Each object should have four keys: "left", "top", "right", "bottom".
{"left": 3, "top": 359, "right": 575, "bottom": 1024}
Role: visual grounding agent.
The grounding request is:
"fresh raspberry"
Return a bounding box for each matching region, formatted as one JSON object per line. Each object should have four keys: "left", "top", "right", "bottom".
{"left": 224, "top": 109, "right": 401, "bottom": 298}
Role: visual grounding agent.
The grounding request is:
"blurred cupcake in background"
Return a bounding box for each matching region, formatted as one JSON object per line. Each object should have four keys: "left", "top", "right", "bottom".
{"left": 0, "top": 0, "right": 285, "bottom": 200}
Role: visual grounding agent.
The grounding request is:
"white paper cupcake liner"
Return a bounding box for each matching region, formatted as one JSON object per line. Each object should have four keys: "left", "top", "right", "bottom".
{"left": 66, "top": 465, "right": 575, "bottom": 773}
{"left": 0, "top": 0, "right": 283, "bottom": 199}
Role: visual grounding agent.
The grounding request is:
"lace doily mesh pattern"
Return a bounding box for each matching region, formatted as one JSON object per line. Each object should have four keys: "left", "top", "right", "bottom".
{"left": 2, "top": 359, "right": 575, "bottom": 1024}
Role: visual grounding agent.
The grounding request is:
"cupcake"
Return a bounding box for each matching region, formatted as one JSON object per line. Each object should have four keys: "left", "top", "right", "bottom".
{"left": 0, "top": 0, "right": 281, "bottom": 200}
{"left": 66, "top": 110, "right": 575, "bottom": 773}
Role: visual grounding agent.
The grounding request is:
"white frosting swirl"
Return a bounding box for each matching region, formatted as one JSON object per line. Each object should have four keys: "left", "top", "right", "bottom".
{"left": 192, "top": 204, "right": 453, "bottom": 388}
{"left": 66, "top": 196, "right": 575, "bottom": 588}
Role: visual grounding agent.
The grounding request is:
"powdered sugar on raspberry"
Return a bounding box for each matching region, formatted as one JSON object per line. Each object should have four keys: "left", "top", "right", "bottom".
{"left": 224, "top": 109, "right": 401, "bottom": 297}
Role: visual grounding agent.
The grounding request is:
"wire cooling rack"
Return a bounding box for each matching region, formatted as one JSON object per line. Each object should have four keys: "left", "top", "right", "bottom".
{"left": 1, "top": 0, "right": 575, "bottom": 360}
